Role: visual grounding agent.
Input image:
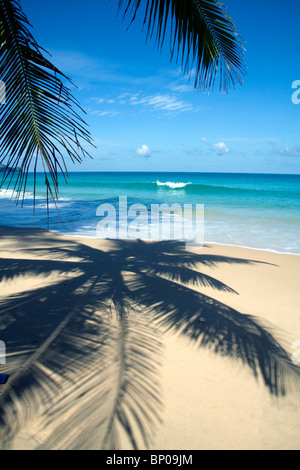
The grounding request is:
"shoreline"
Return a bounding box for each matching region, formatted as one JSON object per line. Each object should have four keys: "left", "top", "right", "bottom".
{"left": 1, "top": 223, "right": 300, "bottom": 257}
{"left": 1, "top": 171, "right": 299, "bottom": 259}
{"left": 0, "top": 224, "right": 299, "bottom": 450}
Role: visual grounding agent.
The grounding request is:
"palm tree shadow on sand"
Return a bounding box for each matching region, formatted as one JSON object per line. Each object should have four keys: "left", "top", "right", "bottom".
{"left": 0, "top": 227, "right": 299, "bottom": 450}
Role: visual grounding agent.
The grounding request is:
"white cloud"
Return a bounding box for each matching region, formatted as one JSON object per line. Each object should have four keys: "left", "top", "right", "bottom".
{"left": 202, "top": 138, "right": 230, "bottom": 155}
{"left": 91, "top": 97, "right": 116, "bottom": 105}
{"left": 136, "top": 145, "right": 151, "bottom": 158}
{"left": 91, "top": 97, "right": 105, "bottom": 104}
{"left": 91, "top": 110, "right": 119, "bottom": 117}
{"left": 91, "top": 88, "right": 203, "bottom": 118}
{"left": 170, "top": 84, "right": 194, "bottom": 93}
{"left": 48, "top": 50, "right": 131, "bottom": 85}
{"left": 275, "top": 146, "right": 300, "bottom": 157}
{"left": 117, "top": 92, "right": 200, "bottom": 115}
{"left": 133, "top": 94, "right": 194, "bottom": 113}
{"left": 212, "top": 142, "right": 230, "bottom": 155}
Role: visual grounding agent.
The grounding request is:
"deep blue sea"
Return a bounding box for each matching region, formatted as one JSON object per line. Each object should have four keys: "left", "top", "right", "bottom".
{"left": 0, "top": 172, "right": 299, "bottom": 254}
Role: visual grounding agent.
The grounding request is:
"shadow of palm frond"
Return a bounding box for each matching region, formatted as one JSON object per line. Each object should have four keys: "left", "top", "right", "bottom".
{"left": 0, "top": 233, "right": 299, "bottom": 450}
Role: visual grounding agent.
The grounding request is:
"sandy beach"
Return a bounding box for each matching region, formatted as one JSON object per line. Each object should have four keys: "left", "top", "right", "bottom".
{"left": 0, "top": 224, "right": 299, "bottom": 450}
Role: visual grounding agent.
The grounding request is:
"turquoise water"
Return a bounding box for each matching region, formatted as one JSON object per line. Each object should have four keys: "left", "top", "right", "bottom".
{"left": 0, "top": 172, "right": 299, "bottom": 253}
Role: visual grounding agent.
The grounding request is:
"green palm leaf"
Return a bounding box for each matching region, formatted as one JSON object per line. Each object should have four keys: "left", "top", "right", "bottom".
{"left": 0, "top": 0, "right": 93, "bottom": 206}
{"left": 118, "top": 0, "right": 246, "bottom": 92}
{"left": 1, "top": 0, "right": 246, "bottom": 207}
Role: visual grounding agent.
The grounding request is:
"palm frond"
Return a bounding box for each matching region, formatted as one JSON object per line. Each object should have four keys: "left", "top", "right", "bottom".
{"left": 0, "top": 0, "right": 93, "bottom": 206}
{"left": 118, "top": 0, "right": 247, "bottom": 92}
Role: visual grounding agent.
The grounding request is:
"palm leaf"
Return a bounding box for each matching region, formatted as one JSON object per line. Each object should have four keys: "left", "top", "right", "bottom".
{"left": 0, "top": 0, "right": 93, "bottom": 207}
{"left": 118, "top": 0, "right": 247, "bottom": 92}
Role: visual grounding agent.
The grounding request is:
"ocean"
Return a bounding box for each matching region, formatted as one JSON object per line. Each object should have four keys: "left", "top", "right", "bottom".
{"left": 0, "top": 172, "right": 299, "bottom": 254}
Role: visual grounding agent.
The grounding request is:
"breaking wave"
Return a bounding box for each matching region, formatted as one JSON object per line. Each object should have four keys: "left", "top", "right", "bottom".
{"left": 156, "top": 181, "right": 191, "bottom": 189}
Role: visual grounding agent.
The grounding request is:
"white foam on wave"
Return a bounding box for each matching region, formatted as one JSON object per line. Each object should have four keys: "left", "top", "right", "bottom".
{"left": 37, "top": 202, "right": 58, "bottom": 209}
{"left": 0, "top": 188, "right": 34, "bottom": 199}
{"left": 156, "top": 181, "right": 191, "bottom": 189}
{"left": 0, "top": 188, "right": 73, "bottom": 205}
{"left": 0, "top": 189, "right": 17, "bottom": 199}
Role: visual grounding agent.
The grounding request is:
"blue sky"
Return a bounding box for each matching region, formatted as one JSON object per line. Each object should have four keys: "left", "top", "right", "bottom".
{"left": 22, "top": 0, "right": 300, "bottom": 173}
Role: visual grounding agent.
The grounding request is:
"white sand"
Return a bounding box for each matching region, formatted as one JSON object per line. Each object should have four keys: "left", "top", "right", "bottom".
{"left": 0, "top": 226, "right": 299, "bottom": 450}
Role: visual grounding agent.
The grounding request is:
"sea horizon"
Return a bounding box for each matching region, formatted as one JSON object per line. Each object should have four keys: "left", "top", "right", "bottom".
{"left": 6, "top": 170, "right": 299, "bottom": 175}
